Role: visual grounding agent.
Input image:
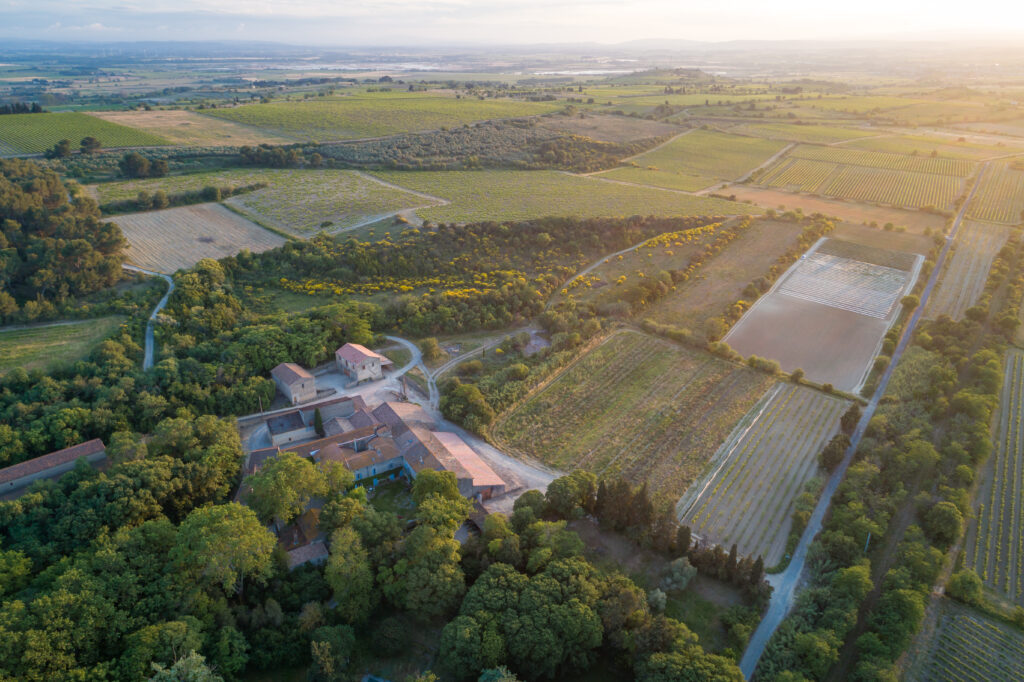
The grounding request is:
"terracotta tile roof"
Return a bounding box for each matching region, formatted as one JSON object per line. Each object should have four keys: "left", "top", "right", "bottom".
{"left": 271, "top": 362, "right": 312, "bottom": 386}
{"left": 324, "top": 417, "right": 354, "bottom": 436}
{"left": 432, "top": 431, "right": 505, "bottom": 489}
{"left": 0, "top": 439, "right": 106, "bottom": 485}
{"left": 372, "top": 402, "right": 434, "bottom": 431}
{"left": 348, "top": 408, "right": 377, "bottom": 429}
{"left": 335, "top": 343, "right": 394, "bottom": 365}
{"left": 266, "top": 410, "right": 307, "bottom": 436}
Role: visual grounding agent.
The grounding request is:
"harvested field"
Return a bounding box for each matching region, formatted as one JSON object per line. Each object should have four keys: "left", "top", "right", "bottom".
{"left": 534, "top": 115, "right": 679, "bottom": 143}
{"left": 927, "top": 221, "right": 1010, "bottom": 320}
{"left": 370, "top": 170, "right": 756, "bottom": 223}
{"left": 89, "top": 109, "right": 292, "bottom": 146}
{"left": 904, "top": 598, "right": 1024, "bottom": 682}
{"left": 93, "top": 169, "right": 432, "bottom": 235}
{"left": 966, "top": 348, "right": 1024, "bottom": 606}
{"left": 643, "top": 219, "right": 805, "bottom": 332}
{"left": 723, "top": 185, "right": 947, "bottom": 234}
{"left": 967, "top": 163, "right": 1024, "bottom": 225}
{"left": 0, "top": 317, "right": 125, "bottom": 375}
{"left": 679, "top": 383, "right": 847, "bottom": 565}
{"left": 724, "top": 238, "right": 921, "bottom": 391}
{"left": 493, "top": 330, "right": 775, "bottom": 504}
{"left": 110, "top": 203, "right": 286, "bottom": 273}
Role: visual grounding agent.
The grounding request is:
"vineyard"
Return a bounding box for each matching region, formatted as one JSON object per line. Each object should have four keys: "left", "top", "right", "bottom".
{"left": 201, "top": 93, "right": 561, "bottom": 141}
{"left": 727, "top": 122, "right": 876, "bottom": 144}
{"left": 967, "top": 163, "right": 1024, "bottom": 224}
{"left": 905, "top": 599, "right": 1024, "bottom": 681}
{"left": 111, "top": 204, "right": 286, "bottom": 273}
{"left": 821, "top": 165, "right": 963, "bottom": 208}
{"left": 0, "top": 112, "right": 169, "bottom": 154}
{"left": 493, "top": 330, "right": 775, "bottom": 504}
{"left": 93, "top": 169, "right": 432, "bottom": 235}
{"left": 88, "top": 109, "right": 291, "bottom": 147}
{"left": 927, "top": 221, "right": 1010, "bottom": 321}
{"left": 602, "top": 129, "right": 787, "bottom": 188}
{"left": 678, "top": 383, "right": 848, "bottom": 565}
{"left": 840, "top": 133, "right": 1015, "bottom": 161}
{"left": 967, "top": 348, "right": 1024, "bottom": 606}
{"left": 759, "top": 159, "right": 838, "bottom": 192}
{"left": 788, "top": 144, "right": 975, "bottom": 176}
{"left": 369, "top": 170, "right": 756, "bottom": 223}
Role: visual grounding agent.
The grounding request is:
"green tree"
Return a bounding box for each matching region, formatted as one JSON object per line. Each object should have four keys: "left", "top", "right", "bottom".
{"left": 314, "top": 407, "right": 325, "bottom": 437}
{"left": 947, "top": 569, "right": 983, "bottom": 605}
{"left": 80, "top": 136, "right": 102, "bottom": 154}
{"left": 171, "top": 503, "right": 275, "bottom": 595}
{"left": 923, "top": 501, "right": 963, "bottom": 548}
{"left": 412, "top": 469, "right": 462, "bottom": 505}
{"left": 243, "top": 451, "right": 328, "bottom": 527}
{"left": 325, "top": 526, "right": 377, "bottom": 623}
{"left": 149, "top": 651, "right": 224, "bottom": 681}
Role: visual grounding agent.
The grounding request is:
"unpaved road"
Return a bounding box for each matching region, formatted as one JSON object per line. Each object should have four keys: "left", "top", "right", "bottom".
{"left": 122, "top": 264, "right": 174, "bottom": 370}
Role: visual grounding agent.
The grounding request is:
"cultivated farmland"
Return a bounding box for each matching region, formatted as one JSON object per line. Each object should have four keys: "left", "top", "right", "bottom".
{"left": 93, "top": 169, "right": 432, "bottom": 235}
{"left": 927, "top": 221, "right": 1010, "bottom": 321}
{"left": 201, "top": 93, "right": 561, "bottom": 141}
{"left": 904, "top": 598, "right": 1024, "bottom": 682}
{"left": 967, "top": 348, "right": 1024, "bottom": 606}
{"left": 110, "top": 203, "right": 286, "bottom": 273}
{"left": 89, "top": 109, "right": 292, "bottom": 146}
{"left": 724, "top": 238, "right": 921, "bottom": 390}
{"left": 728, "top": 122, "right": 875, "bottom": 144}
{"left": 599, "top": 129, "right": 787, "bottom": 191}
{"left": 679, "top": 383, "right": 848, "bottom": 565}
{"left": 0, "top": 112, "right": 169, "bottom": 154}
{"left": 0, "top": 317, "right": 125, "bottom": 375}
{"left": 787, "top": 144, "right": 974, "bottom": 176}
{"left": 967, "top": 163, "right": 1024, "bottom": 225}
{"left": 370, "top": 170, "right": 757, "bottom": 223}
{"left": 493, "top": 330, "right": 776, "bottom": 503}
{"left": 839, "top": 133, "right": 1015, "bottom": 161}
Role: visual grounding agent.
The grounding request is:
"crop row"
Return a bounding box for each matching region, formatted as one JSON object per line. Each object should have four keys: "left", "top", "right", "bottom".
{"left": 910, "top": 600, "right": 1024, "bottom": 681}
{"left": 790, "top": 144, "right": 974, "bottom": 177}
{"left": 970, "top": 349, "right": 1024, "bottom": 604}
{"left": 759, "top": 158, "right": 836, "bottom": 191}
{"left": 967, "top": 165, "right": 1024, "bottom": 225}
{"left": 0, "top": 112, "right": 168, "bottom": 154}
{"left": 819, "top": 165, "right": 963, "bottom": 209}
{"left": 927, "top": 221, "right": 1009, "bottom": 321}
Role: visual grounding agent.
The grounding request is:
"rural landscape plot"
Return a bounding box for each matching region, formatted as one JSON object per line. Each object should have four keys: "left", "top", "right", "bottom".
{"left": 110, "top": 203, "right": 286, "bottom": 273}
{"left": 0, "top": 112, "right": 169, "bottom": 154}
{"left": 724, "top": 238, "right": 921, "bottom": 390}
{"left": 494, "top": 330, "right": 776, "bottom": 503}
{"left": 967, "top": 348, "right": 1024, "bottom": 606}
{"left": 0, "top": 317, "right": 125, "bottom": 376}
{"left": 967, "top": 163, "right": 1024, "bottom": 224}
{"left": 927, "top": 221, "right": 1010, "bottom": 320}
{"left": 89, "top": 109, "right": 293, "bottom": 146}
{"left": 904, "top": 598, "right": 1024, "bottom": 682}
{"left": 679, "top": 383, "right": 848, "bottom": 565}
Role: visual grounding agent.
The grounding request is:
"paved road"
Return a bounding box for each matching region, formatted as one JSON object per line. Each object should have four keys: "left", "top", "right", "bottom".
{"left": 739, "top": 162, "right": 991, "bottom": 678}
{"left": 122, "top": 264, "right": 174, "bottom": 370}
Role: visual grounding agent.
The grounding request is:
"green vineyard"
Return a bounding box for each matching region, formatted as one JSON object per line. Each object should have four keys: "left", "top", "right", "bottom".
{"left": 0, "top": 112, "right": 169, "bottom": 154}
{"left": 969, "top": 348, "right": 1024, "bottom": 605}
{"left": 820, "top": 165, "right": 962, "bottom": 208}
{"left": 906, "top": 599, "right": 1024, "bottom": 681}
{"left": 967, "top": 164, "right": 1024, "bottom": 224}
{"left": 759, "top": 158, "right": 836, "bottom": 192}
{"left": 789, "top": 144, "right": 975, "bottom": 176}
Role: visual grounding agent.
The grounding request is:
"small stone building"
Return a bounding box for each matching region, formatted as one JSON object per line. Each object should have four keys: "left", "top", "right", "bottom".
{"left": 271, "top": 363, "right": 316, "bottom": 405}
{"left": 335, "top": 343, "right": 392, "bottom": 384}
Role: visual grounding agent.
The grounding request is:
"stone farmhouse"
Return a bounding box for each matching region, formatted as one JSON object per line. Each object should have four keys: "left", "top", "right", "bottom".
{"left": 335, "top": 343, "right": 392, "bottom": 384}
{"left": 271, "top": 362, "right": 316, "bottom": 405}
{"left": 0, "top": 439, "right": 106, "bottom": 498}
{"left": 264, "top": 395, "right": 368, "bottom": 447}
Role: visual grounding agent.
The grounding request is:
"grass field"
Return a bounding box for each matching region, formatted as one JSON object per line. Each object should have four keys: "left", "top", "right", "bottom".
{"left": 0, "top": 317, "right": 125, "bottom": 375}
{"left": 0, "top": 112, "right": 169, "bottom": 154}
{"left": 967, "top": 163, "right": 1024, "bottom": 225}
{"left": 599, "top": 130, "right": 787, "bottom": 190}
{"left": 370, "top": 170, "right": 758, "bottom": 223}
{"left": 724, "top": 238, "right": 919, "bottom": 391}
{"left": 93, "top": 169, "right": 432, "bottom": 235}
{"left": 493, "top": 330, "right": 775, "bottom": 503}
{"left": 728, "top": 122, "right": 875, "bottom": 144}
{"left": 839, "top": 133, "right": 1014, "bottom": 161}
{"left": 927, "top": 221, "right": 1010, "bottom": 321}
{"left": 643, "top": 218, "right": 805, "bottom": 331}
{"left": 679, "top": 383, "right": 848, "bottom": 565}
{"left": 111, "top": 203, "right": 286, "bottom": 273}
{"left": 904, "top": 598, "right": 1024, "bottom": 682}
{"left": 89, "top": 109, "right": 292, "bottom": 146}
{"left": 967, "top": 348, "right": 1024, "bottom": 606}
{"left": 201, "top": 93, "right": 561, "bottom": 141}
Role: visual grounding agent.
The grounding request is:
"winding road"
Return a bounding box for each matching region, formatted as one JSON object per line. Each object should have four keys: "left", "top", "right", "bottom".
{"left": 739, "top": 162, "right": 991, "bottom": 678}
{"left": 122, "top": 264, "right": 174, "bottom": 370}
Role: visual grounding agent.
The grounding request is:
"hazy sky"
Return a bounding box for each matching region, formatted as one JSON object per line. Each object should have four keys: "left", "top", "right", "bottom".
{"left": 3, "top": 0, "right": 1024, "bottom": 45}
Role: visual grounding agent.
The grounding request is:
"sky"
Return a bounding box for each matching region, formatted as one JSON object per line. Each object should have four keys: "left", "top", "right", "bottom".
{"left": 3, "top": 0, "right": 1024, "bottom": 45}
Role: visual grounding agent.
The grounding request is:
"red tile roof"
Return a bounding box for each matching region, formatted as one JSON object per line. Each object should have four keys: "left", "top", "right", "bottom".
{"left": 271, "top": 362, "right": 313, "bottom": 386}
{"left": 0, "top": 439, "right": 106, "bottom": 485}
{"left": 335, "top": 343, "right": 393, "bottom": 365}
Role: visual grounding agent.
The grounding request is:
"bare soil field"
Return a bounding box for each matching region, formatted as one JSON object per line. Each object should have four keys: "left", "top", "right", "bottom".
{"left": 535, "top": 114, "right": 680, "bottom": 143}
{"left": 110, "top": 203, "right": 286, "bottom": 273}
{"left": 643, "top": 218, "right": 805, "bottom": 332}
{"left": 678, "top": 383, "right": 848, "bottom": 565}
{"left": 830, "top": 222, "right": 934, "bottom": 255}
{"left": 927, "top": 221, "right": 1010, "bottom": 321}
{"left": 724, "top": 238, "right": 921, "bottom": 391}
{"left": 89, "top": 109, "right": 293, "bottom": 146}
{"left": 493, "top": 330, "right": 776, "bottom": 504}
{"left": 722, "top": 185, "right": 946, "bottom": 234}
